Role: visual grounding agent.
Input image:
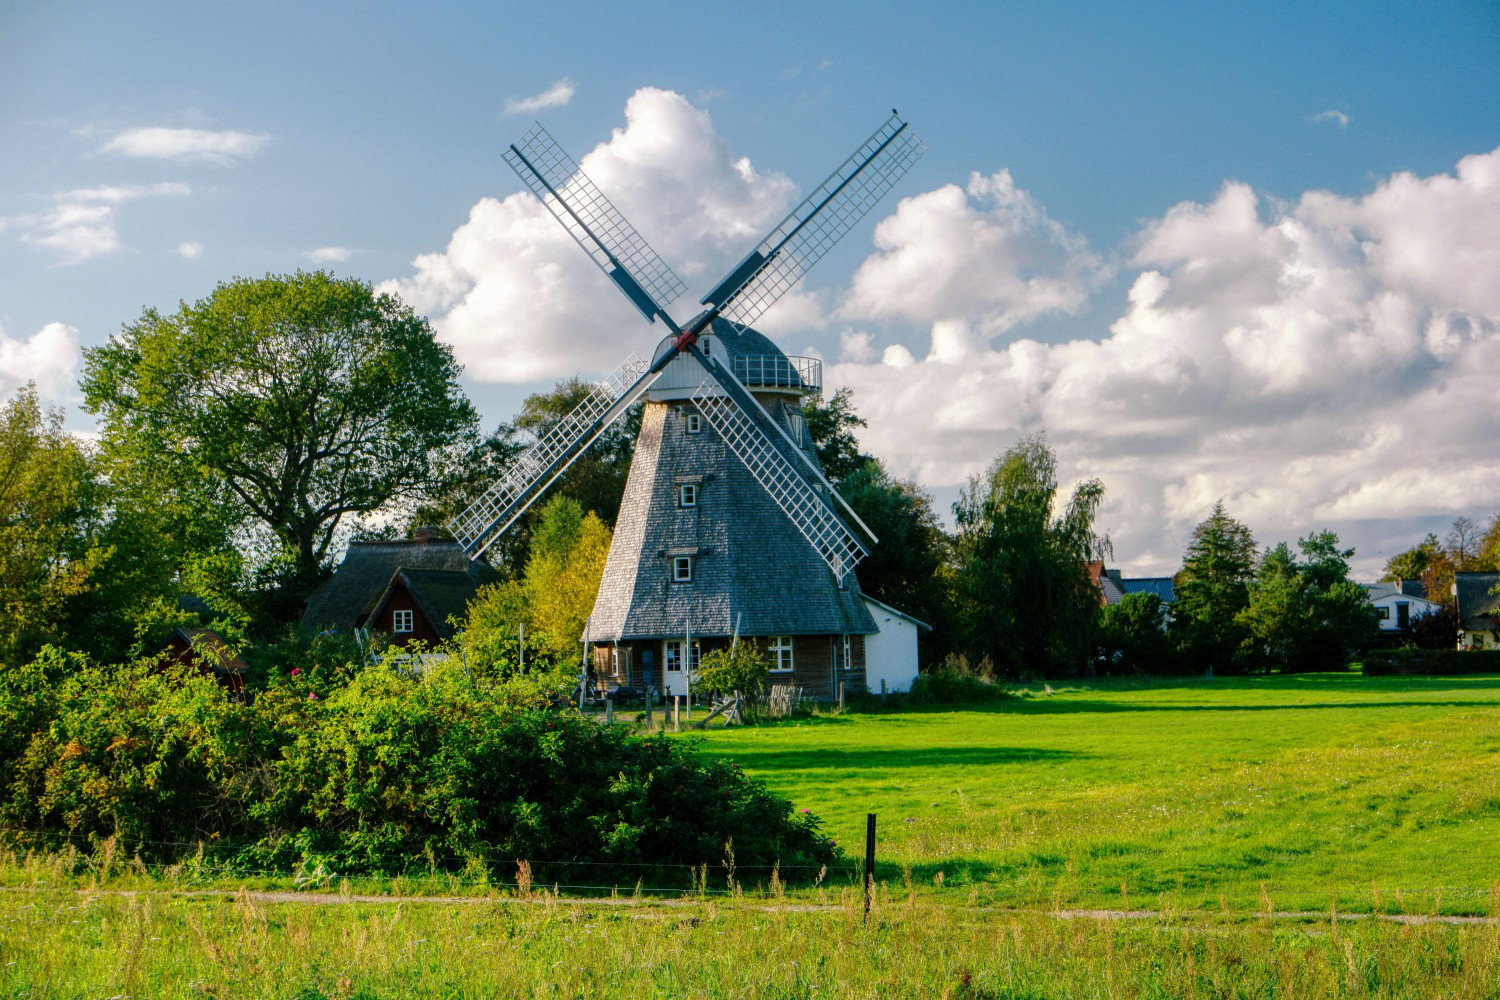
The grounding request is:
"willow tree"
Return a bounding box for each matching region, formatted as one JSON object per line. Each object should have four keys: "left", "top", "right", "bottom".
{"left": 82, "top": 273, "right": 478, "bottom": 595}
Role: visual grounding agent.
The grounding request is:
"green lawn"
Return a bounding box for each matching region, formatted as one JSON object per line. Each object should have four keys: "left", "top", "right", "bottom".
{"left": 685, "top": 674, "right": 1500, "bottom": 913}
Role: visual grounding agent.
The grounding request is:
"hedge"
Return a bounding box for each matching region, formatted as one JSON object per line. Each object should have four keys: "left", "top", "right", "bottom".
{"left": 1362, "top": 648, "right": 1500, "bottom": 676}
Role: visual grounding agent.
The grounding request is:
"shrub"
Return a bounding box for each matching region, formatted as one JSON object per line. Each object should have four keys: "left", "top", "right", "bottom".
{"left": 0, "top": 648, "right": 833, "bottom": 880}
{"left": 1362, "top": 649, "right": 1500, "bottom": 676}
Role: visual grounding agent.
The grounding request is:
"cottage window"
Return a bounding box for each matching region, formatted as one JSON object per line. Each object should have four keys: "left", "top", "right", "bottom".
{"left": 664, "top": 640, "right": 682, "bottom": 673}
{"left": 1375, "top": 607, "right": 1390, "bottom": 621}
{"left": 679, "top": 483, "right": 698, "bottom": 507}
{"left": 393, "top": 609, "right": 414, "bottom": 633}
{"left": 673, "top": 556, "right": 693, "bottom": 582}
{"left": 842, "top": 634, "right": 852, "bottom": 671}
{"left": 769, "top": 635, "right": 793, "bottom": 673}
{"left": 685, "top": 413, "right": 702, "bottom": 434}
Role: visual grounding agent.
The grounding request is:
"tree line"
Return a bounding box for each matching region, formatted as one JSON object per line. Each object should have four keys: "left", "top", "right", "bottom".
{"left": 6, "top": 270, "right": 1473, "bottom": 681}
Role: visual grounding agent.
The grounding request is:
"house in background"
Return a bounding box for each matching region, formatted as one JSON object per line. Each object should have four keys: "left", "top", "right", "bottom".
{"left": 162, "top": 627, "right": 248, "bottom": 695}
{"left": 301, "top": 528, "right": 499, "bottom": 647}
{"left": 1085, "top": 563, "right": 1127, "bottom": 606}
{"left": 1362, "top": 583, "right": 1441, "bottom": 636}
{"left": 1454, "top": 572, "right": 1500, "bottom": 650}
{"left": 862, "top": 597, "right": 930, "bottom": 693}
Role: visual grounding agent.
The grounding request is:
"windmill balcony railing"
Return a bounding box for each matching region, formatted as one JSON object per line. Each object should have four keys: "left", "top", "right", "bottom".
{"left": 733, "top": 355, "right": 822, "bottom": 392}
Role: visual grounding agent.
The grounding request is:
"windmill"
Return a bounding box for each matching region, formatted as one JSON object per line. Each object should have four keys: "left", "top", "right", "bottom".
{"left": 450, "top": 112, "right": 927, "bottom": 699}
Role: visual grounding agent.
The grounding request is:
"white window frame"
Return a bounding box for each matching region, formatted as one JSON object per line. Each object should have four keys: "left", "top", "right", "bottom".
{"left": 685, "top": 413, "right": 702, "bottom": 434}
{"left": 842, "top": 634, "right": 852, "bottom": 671}
{"left": 673, "top": 556, "right": 693, "bottom": 582}
{"left": 664, "top": 640, "right": 682, "bottom": 673}
{"left": 769, "top": 635, "right": 794, "bottom": 673}
{"left": 1375, "top": 606, "right": 1391, "bottom": 621}
{"left": 392, "top": 609, "right": 414, "bottom": 634}
{"left": 679, "top": 483, "right": 698, "bottom": 507}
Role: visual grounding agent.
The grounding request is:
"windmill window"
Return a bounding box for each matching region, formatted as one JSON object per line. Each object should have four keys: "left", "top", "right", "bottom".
{"left": 842, "top": 634, "right": 852, "bottom": 671}
{"left": 392, "top": 609, "right": 414, "bottom": 634}
{"left": 685, "top": 413, "right": 702, "bottom": 434}
{"left": 679, "top": 483, "right": 698, "bottom": 507}
{"left": 673, "top": 556, "right": 694, "bottom": 582}
{"left": 769, "top": 635, "right": 793, "bottom": 673}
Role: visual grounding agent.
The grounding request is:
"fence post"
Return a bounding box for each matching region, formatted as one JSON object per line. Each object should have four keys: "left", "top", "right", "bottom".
{"left": 605, "top": 698, "right": 614, "bottom": 724}
{"left": 645, "top": 689, "right": 653, "bottom": 731}
{"left": 864, "top": 813, "right": 876, "bottom": 923}
{"left": 838, "top": 681, "right": 845, "bottom": 712}
{"left": 673, "top": 696, "right": 681, "bottom": 732}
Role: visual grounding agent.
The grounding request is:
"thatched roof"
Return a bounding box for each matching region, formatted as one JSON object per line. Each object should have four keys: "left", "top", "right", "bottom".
{"left": 369, "top": 567, "right": 495, "bottom": 639}
{"left": 1455, "top": 571, "right": 1500, "bottom": 633}
{"left": 301, "top": 538, "right": 497, "bottom": 633}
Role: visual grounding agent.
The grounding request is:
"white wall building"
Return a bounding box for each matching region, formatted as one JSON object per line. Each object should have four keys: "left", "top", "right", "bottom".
{"left": 1363, "top": 584, "right": 1440, "bottom": 632}
{"left": 861, "top": 597, "right": 930, "bottom": 694}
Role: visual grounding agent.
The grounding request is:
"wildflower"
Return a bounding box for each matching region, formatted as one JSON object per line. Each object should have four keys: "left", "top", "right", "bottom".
{"left": 291, "top": 667, "right": 302, "bottom": 676}
{"left": 800, "top": 808, "right": 811, "bottom": 814}
{"left": 308, "top": 692, "right": 318, "bottom": 701}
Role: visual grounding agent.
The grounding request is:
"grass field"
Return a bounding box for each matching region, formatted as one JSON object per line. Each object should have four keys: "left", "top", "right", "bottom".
{"left": 6, "top": 672, "right": 1500, "bottom": 997}
{"left": 685, "top": 674, "right": 1500, "bottom": 915}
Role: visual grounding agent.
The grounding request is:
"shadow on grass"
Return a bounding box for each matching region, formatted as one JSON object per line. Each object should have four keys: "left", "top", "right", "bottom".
{"left": 994, "top": 697, "right": 1500, "bottom": 715}
{"left": 703, "top": 744, "right": 1088, "bottom": 770}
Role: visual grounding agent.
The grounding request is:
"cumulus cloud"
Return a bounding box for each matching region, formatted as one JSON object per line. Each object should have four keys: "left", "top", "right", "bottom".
{"left": 101, "top": 126, "right": 269, "bottom": 163}
{"left": 177, "top": 241, "right": 203, "bottom": 259}
{"left": 384, "top": 87, "right": 796, "bottom": 382}
{"left": 503, "top": 78, "right": 577, "bottom": 116}
{"left": 831, "top": 147, "right": 1500, "bottom": 576}
{"left": 0, "top": 321, "right": 81, "bottom": 402}
{"left": 307, "top": 246, "right": 351, "bottom": 263}
{"left": 3, "top": 183, "right": 190, "bottom": 264}
{"left": 842, "top": 170, "right": 1109, "bottom": 335}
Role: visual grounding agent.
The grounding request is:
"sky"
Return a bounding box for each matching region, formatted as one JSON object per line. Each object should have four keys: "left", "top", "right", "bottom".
{"left": 3, "top": 0, "right": 1498, "bottom": 579}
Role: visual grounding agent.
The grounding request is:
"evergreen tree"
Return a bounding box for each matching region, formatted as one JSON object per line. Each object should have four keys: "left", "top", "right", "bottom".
{"left": 1174, "top": 500, "right": 1258, "bottom": 671}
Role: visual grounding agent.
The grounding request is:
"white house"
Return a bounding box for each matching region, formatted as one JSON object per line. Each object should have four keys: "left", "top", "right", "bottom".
{"left": 1362, "top": 584, "right": 1440, "bottom": 633}
{"left": 861, "top": 597, "right": 930, "bottom": 694}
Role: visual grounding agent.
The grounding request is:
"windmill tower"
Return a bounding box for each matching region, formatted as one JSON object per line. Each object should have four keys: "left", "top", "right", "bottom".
{"left": 448, "top": 113, "right": 927, "bottom": 698}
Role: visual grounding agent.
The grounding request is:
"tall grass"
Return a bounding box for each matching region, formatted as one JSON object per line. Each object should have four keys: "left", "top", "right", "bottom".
{"left": 3, "top": 877, "right": 1499, "bottom": 998}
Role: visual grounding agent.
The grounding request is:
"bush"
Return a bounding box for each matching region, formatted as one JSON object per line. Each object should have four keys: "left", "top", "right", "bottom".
{"left": 1362, "top": 649, "right": 1500, "bottom": 676}
{"left": 0, "top": 647, "right": 835, "bottom": 879}
{"left": 852, "top": 655, "right": 1013, "bottom": 709}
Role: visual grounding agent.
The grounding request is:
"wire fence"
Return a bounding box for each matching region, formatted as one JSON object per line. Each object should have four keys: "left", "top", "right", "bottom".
{"left": 4, "top": 828, "right": 1498, "bottom": 910}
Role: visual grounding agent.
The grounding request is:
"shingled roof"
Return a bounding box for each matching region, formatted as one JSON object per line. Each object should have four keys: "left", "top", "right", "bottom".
{"left": 301, "top": 537, "right": 497, "bottom": 633}
{"left": 589, "top": 333, "right": 875, "bottom": 641}
{"left": 1454, "top": 571, "right": 1500, "bottom": 634}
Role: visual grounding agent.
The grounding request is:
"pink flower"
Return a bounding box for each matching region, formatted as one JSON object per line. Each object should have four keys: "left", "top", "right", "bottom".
{"left": 800, "top": 809, "right": 811, "bottom": 814}
{"left": 308, "top": 692, "right": 318, "bottom": 701}
{"left": 291, "top": 667, "right": 302, "bottom": 677}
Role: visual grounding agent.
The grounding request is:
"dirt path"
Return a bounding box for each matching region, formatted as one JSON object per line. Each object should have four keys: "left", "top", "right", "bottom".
{"left": 4, "top": 884, "right": 1494, "bottom": 926}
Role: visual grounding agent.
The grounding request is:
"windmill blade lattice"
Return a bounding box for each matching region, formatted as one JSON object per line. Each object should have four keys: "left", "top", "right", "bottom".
{"left": 691, "top": 368, "right": 870, "bottom": 581}
{"left": 505, "top": 122, "right": 687, "bottom": 324}
{"left": 449, "top": 354, "right": 655, "bottom": 558}
{"left": 701, "top": 113, "right": 926, "bottom": 329}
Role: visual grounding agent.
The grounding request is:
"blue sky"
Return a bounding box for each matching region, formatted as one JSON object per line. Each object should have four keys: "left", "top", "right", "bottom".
{"left": 3, "top": 1, "right": 1498, "bottom": 577}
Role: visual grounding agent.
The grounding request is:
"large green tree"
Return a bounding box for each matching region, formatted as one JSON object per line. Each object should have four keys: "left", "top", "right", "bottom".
{"left": 82, "top": 272, "right": 477, "bottom": 598}
{"left": 838, "top": 459, "right": 951, "bottom": 657}
{"left": 802, "top": 387, "right": 872, "bottom": 485}
{"left": 0, "top": 385, "right": 106, "bottom": 664}
{"left": 1238, "top": 532, "right": 1377, "bottom": 672}
{"left": 1174, "top": 500, "right": 1258, "bottom": 672}
{"left": 952, "top": 434, "right": 1108, "bottom": 678}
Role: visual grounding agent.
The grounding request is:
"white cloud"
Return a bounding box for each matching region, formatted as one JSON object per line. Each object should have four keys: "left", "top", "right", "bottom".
{"left": 4, "top": 183, "right": 190, "bottom": 264}
{"left": 177, "top": 241, "right": 203, "bottom": 259}
{"left": 842, "top": 170, "right": 1109, "bottom": 335}
{"left": 307, "top": 246, "right": 351, "bottom": 263}
{"left": 503, "top": 78, "right": 577, "bottom": 116}
{"left": 384, "top": 87, "right": 796, "bottom": 382}
{"left": 0, "top": 321, "right": 81, "bottom": 402}
{"left": 102, "top": 126, "right": 269, "bottom": 163}
{"left": 830, "top": 148, "right": 1500, "bottom": 577}
{"left": 1310, "top": 109, "right": 1350, "bottom": 128}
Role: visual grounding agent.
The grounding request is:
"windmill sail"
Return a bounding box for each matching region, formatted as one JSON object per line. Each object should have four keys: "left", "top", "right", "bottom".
{"left": 449, "top": 354, "right": 658, "bottom": 558}
{"left": 505, "top": 122, "right": 686, "bottom": 325}
{"left": 700, "top": 113, "right": 925, "bottom": 329}
{"left": 690, "top": 355, "right": 871, "bottom": 580}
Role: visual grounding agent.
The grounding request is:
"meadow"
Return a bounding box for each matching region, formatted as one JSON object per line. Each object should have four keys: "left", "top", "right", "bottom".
{"left": 688, "top": 674, "right": 1500, "bottom": 915}
{"left": 5, "top": 672, "right": 1500, "bottom": 998}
